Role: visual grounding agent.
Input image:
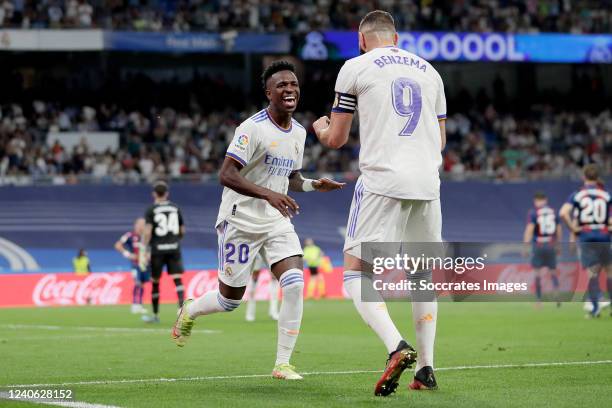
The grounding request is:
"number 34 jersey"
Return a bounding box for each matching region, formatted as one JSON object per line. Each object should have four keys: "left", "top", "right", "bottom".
{"left": 145, "top": 201, "right": 184, "bottom": 254}
{"left": 332, "top": 46, "right": 446, "bottom": 200}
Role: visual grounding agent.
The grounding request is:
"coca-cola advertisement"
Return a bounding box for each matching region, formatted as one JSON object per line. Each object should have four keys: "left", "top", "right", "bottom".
{"left": 0, "top": 263, "right": 597, "bottom": 307}
{"left": 0, "top": 268, "right": 346, "bottom": 308}
{"left": 33, "top": 273, "right": 127, "bottom": 306}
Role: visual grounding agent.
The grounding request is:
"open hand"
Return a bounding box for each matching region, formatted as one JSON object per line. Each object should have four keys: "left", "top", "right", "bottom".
{"left": 266, "top": 191, "right": 300, "bottom": 218}
{"left": 313, "top": 178, "right": 345, "bottom": 192}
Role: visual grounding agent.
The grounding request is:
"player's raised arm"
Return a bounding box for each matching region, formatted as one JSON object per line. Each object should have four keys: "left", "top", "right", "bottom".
{"left": 288, "top": 170, "right": 346, "bottom": 192}
{"left": 220, "top": 157, "right": 299, "bottom": 218}
{"left": 439, "top": 118, "right": 446, "bottom": 151}
{"left": 313, "top": 113, "right": 353, "bottom": 149}
{"left": 314, "top": 57, "right": 358, "bottom": 149}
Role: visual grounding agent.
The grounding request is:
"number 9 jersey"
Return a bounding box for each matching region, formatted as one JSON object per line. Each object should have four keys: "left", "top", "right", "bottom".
{"left": 332, "top": 46, "right": 446, "bottom": 200}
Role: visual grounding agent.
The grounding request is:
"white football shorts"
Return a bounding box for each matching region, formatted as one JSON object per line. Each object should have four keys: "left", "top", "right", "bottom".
{"left": 216, "top": 220, "right": 303, "bottom": 287}
{"left": 344, "top": 177, "right": 442, "bottom": 260}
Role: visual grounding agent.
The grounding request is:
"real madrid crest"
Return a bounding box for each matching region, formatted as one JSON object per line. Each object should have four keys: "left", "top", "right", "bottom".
{"left": 224, "top": 265, "right": 233, "bottom": 276}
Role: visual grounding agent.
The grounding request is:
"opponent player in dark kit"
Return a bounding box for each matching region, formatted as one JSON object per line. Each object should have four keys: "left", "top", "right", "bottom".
{"left": 142, "top": 181, "right": 186, "bottom": 323}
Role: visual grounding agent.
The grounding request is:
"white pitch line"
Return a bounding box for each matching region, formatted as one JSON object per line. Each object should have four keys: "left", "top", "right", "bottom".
{"left": 1, "top": 333, "right": 142, "bottom": 342}
{"left": 4, "top": 360, "right": 611, "bottom": 389}
{"left": 1, "top": 324, "right": 220, "bottom": 335}
{"left": 0, "top": 392, "right": 121, "bottom": 408}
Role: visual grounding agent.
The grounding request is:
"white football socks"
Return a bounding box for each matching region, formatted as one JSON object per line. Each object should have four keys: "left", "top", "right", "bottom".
{"left": 275, "top": 269, "right": 304, "bottom": 365}
{"left": 343, "top": 270, "right": 403, "bottom": 354}
{"left": 268, "top": 276, "right": 280, "bottom": 318}
{"left": 187, "top": 290, "right": 241, "bottom": 319}
{"left": 412, "top": 300, "right": 437, "bottom": 371}
{"left": 245, "top": 276, "right": 257, "bottom": 320}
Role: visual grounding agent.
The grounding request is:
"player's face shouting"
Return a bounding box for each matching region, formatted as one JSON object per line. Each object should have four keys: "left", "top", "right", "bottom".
{"left": 267, "top": 70, "right": 300, "bottom": 113}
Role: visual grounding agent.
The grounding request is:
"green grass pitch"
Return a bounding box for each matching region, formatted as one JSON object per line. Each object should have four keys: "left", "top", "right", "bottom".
{"left": 1, "top": 300, "right": 611, "bottom": 407}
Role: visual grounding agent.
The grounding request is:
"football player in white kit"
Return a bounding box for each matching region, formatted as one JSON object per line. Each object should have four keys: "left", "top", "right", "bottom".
{"left": 245, "top": 252, "right": 280, "bottom": 322}
{"left": 172, "top": 61, "right": 344, "bottom": 380}
{"left": 313, "top": 11, "right": 446, "bottom": 396}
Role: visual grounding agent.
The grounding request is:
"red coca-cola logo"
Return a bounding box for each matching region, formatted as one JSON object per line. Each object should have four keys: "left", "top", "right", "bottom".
{"left": 496, "top": 263, "right": 579, "bottom": 292}
{"left": 33, "top": 273, "right": 126, "bottom": 306}
{"left": 186, "top": 271, "right": 219, "bottom": 299}
{"left": 496, "top": 264, "right": 531, "bottom": 287}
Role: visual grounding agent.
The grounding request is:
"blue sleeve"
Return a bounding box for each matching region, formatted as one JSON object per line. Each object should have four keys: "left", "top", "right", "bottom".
{"left": 527, "top": 210, "right": 536, "bottom": 225}
{"left": 565, "top": 192, "right": 576, "bottom": 206}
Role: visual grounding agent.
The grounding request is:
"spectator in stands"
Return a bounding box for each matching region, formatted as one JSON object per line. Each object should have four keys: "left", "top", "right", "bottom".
{"left": 0, "top": 1, "right": 610, "bottom": 33}
{"left": 0, "top": 99, "right": 610, "bottom": 182}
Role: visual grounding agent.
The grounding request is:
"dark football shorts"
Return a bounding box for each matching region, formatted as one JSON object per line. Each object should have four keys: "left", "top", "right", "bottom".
{"left": 531, "top": 246, "right": 557, "bottom": 269}
{"left": 150, "top": 252, "right": 184, "bottom": 280}
{"left": 579, "top": 241, "right": 611, "bottom": 268}
{"left": 131, "top": 265, "right": 151, "bottom": 284}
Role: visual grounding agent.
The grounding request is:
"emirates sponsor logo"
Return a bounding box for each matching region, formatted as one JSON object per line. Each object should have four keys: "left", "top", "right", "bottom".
{"left": 186, "top": 271, "right": 219, "bottom": 299}
{"left": 33, "top": 274, "right": 126, "bottom": 306}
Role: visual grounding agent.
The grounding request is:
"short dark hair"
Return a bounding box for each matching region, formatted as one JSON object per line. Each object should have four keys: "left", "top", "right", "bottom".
{"left": 583, "top": 164, "right": 600, "bottom": 181}
{"left": 153, "top": 180, "right": 168, "bottom": 197}
{"left": 533, "top": 191, "right": 547, "bottom": 200}
{"left": 261, "top": 60, "right": 296, "bottom": 90}
{"left": 359, "top": 10, "right": 396, "bottom": 34}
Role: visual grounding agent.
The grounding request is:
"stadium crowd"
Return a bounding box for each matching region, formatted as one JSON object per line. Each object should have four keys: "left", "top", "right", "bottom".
{"left": 0, "top": 0, "right": 610, "bottom": 34}
{"left": 1, "top": 100, "right": 609, "bottom": 183}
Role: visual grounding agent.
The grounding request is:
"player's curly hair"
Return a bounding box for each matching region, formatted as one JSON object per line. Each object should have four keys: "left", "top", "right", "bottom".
{"left": 261, "top": 60, "right": 296, "bottom": 90}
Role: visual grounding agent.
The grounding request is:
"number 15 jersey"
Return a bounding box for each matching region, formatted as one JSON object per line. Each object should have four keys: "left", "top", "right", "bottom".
{"left": 332, "top": 46, "right": 446, "bottom": 200}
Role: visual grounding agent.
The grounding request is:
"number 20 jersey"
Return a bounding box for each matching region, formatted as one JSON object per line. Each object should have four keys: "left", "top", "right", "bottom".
{"left": 145, "top": 201, "right": 184, "bottom": 254}
{"left": 333, "top": 46, "right": 446, "bottom": 200}
{"left": 566, "top": 185, "right": 611, "bottom": 242}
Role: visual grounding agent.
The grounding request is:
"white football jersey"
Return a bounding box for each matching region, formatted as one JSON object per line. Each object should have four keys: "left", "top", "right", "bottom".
{"left": 217, "top": 109, "right": 306, "bottom": 233}
{"left": 333, "top": 46, "right": 446, "bottom": 200}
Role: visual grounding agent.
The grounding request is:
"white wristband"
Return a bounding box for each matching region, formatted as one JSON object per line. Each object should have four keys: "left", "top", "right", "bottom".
{"left": 302, "top": 179, "right": 316, "bottom": 192}
{"left": 122, "top": 250, "right": 132, "bottom": 259}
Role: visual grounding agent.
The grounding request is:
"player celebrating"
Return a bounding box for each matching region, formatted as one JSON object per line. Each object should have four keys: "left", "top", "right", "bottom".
{"left": 171, "top": 61, "right": 344, "bottom": 380}
{"left": 245, "top": 253, "right": 280, "bottom": 322}
{"left": 522, "top": 192, "right": 562, "bottom": 306}
{"left": 141, "top": 181, "right": 186, "bottom": 323}
{"left": 313, "top": 11, "right": 446, "bottom": 395}
{"left": 115, "top": 217, "right": 150, "bottom": 314}
{"left": 559, "top": 165, "right": 611, "bottom": 318}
